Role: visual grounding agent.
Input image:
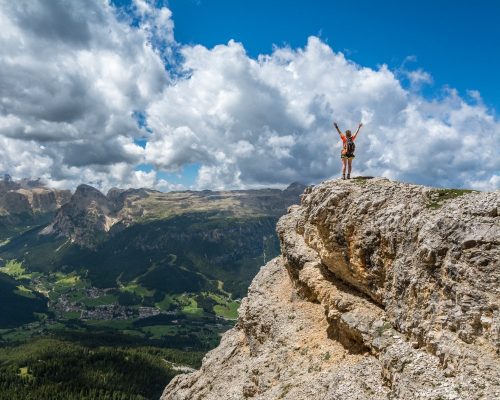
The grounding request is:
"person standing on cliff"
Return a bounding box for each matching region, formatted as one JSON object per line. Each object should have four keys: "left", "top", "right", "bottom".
{"left": 334, "top": 121, "right": 363, "bottom": 180}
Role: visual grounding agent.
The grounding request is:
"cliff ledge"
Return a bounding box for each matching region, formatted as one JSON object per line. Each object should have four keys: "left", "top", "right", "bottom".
{"left": 162, "top": 178, "right": 499, "bottom": 400}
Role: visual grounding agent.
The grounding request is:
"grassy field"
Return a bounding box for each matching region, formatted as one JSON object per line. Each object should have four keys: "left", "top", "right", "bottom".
{"left": 213, "top": 302, "right": 239, "bottom": 319}
{"left": 177, "top": 294, "right": 204, "bottom": 316}
{"left": 85, "top": 319, "right": 134, "bottom": 330}
{"left": 209, "top": 293, "right": 239, "bottom": 319}
{"left": 80, "top": 294, "right": 119, "bottom": 307}
{"left": 141, "top": 325, "right": 179, "bottom": 339}
{"left": 63, "top": 311, "right": 81, "bottom": 319}
{"left": 1, "top": 260, "right": 31, "bottom": 279}
{"left": 13, "top": 285, "right": 37, "bottom": 299}
{"left": 55, "top": 273, "right": 82, "bottom": 286}
{"left": 121, "top": 282, "right": 155, "bottom": 297}
{"left": 155, "top": 294, "right": 176, "bottom": 310}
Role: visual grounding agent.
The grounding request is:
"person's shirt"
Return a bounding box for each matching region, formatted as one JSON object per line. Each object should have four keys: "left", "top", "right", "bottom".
{"left": 340, "top": 134, "right": 356, "bottom": 152}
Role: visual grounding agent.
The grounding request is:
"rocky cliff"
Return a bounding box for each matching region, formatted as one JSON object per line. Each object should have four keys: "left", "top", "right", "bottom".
{"left": 162, "top": 178, "right": 499, "bottom": 400}
{"left": 40, "top": 184, "right": 125, "bottom": 247}
{"left": 0, "top": 176, "right": 71, "bottom": 217}
{"left": 0, "top": 176, "right": 71, "bottom": 239}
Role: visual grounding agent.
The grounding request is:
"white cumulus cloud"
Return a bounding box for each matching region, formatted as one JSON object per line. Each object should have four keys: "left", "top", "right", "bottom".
{"left": 0, "top": 1, "right": 498, "bottom": 192}
{"left": 0, "top": 0, "right": 173, "bottom": 190}
{"left": 146, "top": 37, "right": 499, "bottom": 190}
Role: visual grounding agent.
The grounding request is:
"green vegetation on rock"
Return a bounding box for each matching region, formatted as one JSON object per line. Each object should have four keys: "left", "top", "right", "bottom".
{"left": 426, "top": 188, "right": 478, "bottom": 209}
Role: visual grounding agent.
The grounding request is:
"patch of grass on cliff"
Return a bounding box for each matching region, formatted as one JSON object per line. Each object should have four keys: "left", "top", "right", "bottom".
{"left": 375, "top": 322, "right": 393, "bottom": 337}
{"left": 426, "top": 189, "right": 478, "bottom": 209}
{"left": 351, "top": 176, "right": 374, "bottom": 185}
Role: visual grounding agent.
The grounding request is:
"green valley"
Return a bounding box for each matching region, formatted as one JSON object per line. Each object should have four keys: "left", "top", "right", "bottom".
{"left": 0, "top": 181, "right": 304, "bottom": 399}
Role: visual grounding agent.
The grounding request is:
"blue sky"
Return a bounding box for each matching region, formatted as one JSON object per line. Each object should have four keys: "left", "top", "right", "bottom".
{"left": 140, "top": 0, "right": 500, "bottom": 188}
{"left": 1, "top": 0, "right": 499, "bottom": 191}
{"left": 166, "top": 0, "right": 500, "bottom": 111}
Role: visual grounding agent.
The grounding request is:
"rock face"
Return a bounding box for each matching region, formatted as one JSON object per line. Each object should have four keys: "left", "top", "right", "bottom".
{"left": 0, "top": 175, "right": 71, "bottom": 217}
{"left": 41, "top": 184, "right": 121, "bottom": 247}
{"left": 162, "top": 178, "right": 499, "bottom": 400}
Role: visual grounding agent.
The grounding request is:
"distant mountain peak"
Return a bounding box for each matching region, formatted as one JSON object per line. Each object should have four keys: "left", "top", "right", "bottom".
{"left": 283, "top": 181, "right": 307, "bottom": 196}
{"left": 74, "top": 184, "right": 106, "bottom": 198}
{"left": 284, "top": 181, "right": 306, "bottom": 189}
{"left": 0, "top": 178, "right": 71, "bottom": 218}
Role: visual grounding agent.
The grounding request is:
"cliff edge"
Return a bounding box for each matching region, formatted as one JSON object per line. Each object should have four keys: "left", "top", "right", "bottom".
{"left": 162, "top": 178, "right": 499, "bottom": 400}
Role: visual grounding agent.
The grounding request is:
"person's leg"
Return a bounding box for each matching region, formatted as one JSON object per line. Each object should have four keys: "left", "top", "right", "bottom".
{"left": 347, "top": 158, "right": 353, "bottom": 178}
{"left": 341, "top": 158, "right": 347, "bottom": 179}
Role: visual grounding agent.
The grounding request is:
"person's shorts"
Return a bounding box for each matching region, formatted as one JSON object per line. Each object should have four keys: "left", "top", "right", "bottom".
{"left": 341, "top": 153, "right": 355, "bottom": 159}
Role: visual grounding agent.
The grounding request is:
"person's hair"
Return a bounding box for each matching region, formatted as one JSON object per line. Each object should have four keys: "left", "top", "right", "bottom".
{"left": 346, "top": 130, "right": 352, "bottom": 137}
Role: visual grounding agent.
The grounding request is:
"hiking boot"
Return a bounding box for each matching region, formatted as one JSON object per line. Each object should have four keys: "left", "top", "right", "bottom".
{"left": 347, "top": 174, "right": 350, "bottom": 179}
{"left": 342, "top": 174, "right": 346, "bottom": 180}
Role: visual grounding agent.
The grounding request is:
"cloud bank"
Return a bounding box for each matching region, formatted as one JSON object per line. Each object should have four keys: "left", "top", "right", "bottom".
{"left": 0, "top": 0, "right": 498, "bottom": 191}
{"left": 0, "top": 0, "right": 171, "bottom": 189}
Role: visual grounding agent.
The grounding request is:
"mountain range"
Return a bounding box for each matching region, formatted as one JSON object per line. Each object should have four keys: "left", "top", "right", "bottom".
{"left": 0, "top": 178, "right": 305, "bottom": 326}
{"left": 0, "top": 177, "right": 305, "bottom": 398}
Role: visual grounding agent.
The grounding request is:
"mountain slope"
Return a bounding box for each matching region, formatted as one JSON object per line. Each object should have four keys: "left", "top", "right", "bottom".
{"left": 0, "top": 271, "right": 48, "bottom": 327}
{"left": 162, "top": 178, "right": 499, "bottom": 400}
{"left": 0, "top": 176, "right": 71, "bottom": 241}
{"left": 0, "top": 181, "right": 305, "bottom": 398}
{"left": 0, "top": 183, "right": 305, "bottom": 307}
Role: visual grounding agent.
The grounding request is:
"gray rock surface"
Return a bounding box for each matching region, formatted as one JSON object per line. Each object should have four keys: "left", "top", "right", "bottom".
{"left": 40, "top": 184, "right": 119, "bottom": 248}
{"left": 163, "top": 178, "right": 499, "bottom": 400}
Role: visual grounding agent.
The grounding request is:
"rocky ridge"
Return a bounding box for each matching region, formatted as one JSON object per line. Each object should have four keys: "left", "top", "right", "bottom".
{"left": 162, "top": 178, "right": 499, "bottom": 400}
{"left": 42, "top": 183, "right": 306, "bottom": 248}
{"left": 0, "top": 175, "right": 71, "bottom": 217}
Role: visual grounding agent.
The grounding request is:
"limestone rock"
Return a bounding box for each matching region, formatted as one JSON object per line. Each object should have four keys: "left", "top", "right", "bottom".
{"left": 162, "top": 178, "right": 499, "bottom": 400}
{"left": 14, "top": 187, "right": 71, "bottom": 213}
{"left": 42, "top": 184, "right": 119, "bottom": 247}
{"left": 0, "top": 176, "right": 71, "bottom": 217}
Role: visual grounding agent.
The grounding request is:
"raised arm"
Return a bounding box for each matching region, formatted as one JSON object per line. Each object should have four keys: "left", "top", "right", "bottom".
{"left": 353, "top": 122, "right": 363, "bottom": 139}
{"left": 333, "top": 122, "right": 343, "bottom": 137}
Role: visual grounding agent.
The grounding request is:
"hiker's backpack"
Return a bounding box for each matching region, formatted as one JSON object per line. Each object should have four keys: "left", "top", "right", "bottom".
{"left": 346, "top": 137, "right": 355, "bottom": 154}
